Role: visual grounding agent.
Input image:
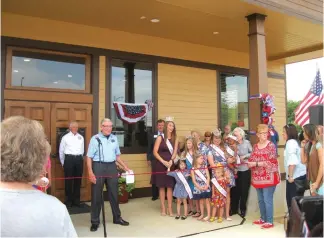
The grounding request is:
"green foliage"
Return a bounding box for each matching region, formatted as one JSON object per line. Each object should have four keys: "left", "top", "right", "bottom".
{"left": 118, "top": 176, "right": 135, "bottom": 196}
{"left": 287, "top": 100, "right": 302, "bottom": 132}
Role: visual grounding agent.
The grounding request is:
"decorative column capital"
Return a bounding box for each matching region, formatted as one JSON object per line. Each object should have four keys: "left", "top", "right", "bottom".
{"left": 246, "top": 13, "right": 267, "bottom": 22}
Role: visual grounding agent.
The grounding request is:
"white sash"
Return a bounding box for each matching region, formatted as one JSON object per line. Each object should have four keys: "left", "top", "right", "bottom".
{"left": 176, "top": 171, "right": 193, "bottom": 199}
{"left": 194, "top": 169, "right": 208, "bottom": 184}
{"left": 226, "top": 146, "right": 241, "bottom": 164}
{"left": 210, "top": 144, "right": 226, "bottom": 160}
{"left": 186, "top": 153, "right": 193, "bottom": 165}
{"left": 211, "top": 178, "right": 227, "bottom": 197}
{"left": 161, "top": 134, "right": 174, "bottom": 155}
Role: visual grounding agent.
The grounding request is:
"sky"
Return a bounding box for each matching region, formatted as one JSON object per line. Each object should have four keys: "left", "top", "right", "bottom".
{"left": 286, "top": 57, "right": 324, "bottom": 102}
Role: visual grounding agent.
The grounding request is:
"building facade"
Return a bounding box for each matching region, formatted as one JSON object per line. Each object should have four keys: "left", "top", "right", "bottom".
{"left": 1, "top": 0, "right": 323, "bottom": 203}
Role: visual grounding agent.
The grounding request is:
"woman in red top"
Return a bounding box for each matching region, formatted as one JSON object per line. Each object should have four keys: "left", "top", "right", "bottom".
{"left": 248, "top": 124, "right": 280, "bottom": 229}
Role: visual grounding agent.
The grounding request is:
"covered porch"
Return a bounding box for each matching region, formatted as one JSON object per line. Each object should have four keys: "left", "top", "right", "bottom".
{"left": 71, "top": 181, "right": 287, "bottom": 237}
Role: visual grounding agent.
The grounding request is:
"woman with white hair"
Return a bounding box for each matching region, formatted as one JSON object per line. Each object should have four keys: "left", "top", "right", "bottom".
{"left": 0, "top": 116, "right": 77, "bottom": 237}
{"left": 231, "top": 127, "right": 252, "bottom": 218}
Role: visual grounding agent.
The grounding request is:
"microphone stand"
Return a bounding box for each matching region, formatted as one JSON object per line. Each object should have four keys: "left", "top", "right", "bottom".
{"left": 97, "top": 139, "right": 107, "bottom": 238}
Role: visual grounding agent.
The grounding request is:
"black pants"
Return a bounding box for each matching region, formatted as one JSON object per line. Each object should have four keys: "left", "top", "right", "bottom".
{"left": 230, "top": 170, "right": 251, "bottom": 214}
{"left": 91, "top": 162, "right": 121, "bottom": 225}
{"left": 64, "top": 155, "right": 83, "bottom": 205}
{"left": 151, "top": 160, "right": 159, "bottom": 199}
{"left": 286, "top": 175, "right": 306, "bottom": 210}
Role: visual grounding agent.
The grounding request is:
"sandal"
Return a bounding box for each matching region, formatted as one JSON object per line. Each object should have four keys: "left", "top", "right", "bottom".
{"left": 217, "top": 217, "right": 223, "bottom": 223}
{"left": 197, "top": 215, "right": 204, "bottom": 221}
{"left": 175, "top": 216, "right": 180, "bottom": 220}
{"left": 193, "top": 212, "right": 201, "bottom": 218}
{"left": 188, "top": 211, "right": 194, "bottom": 216}
{"left": 209, "top": 217, "right": 216, "bottom": 222}
{"left": 181, "top": 216, "right": 187, "bottom": 220}
{"left": 203, "top": 216, "right": 210, "bottom": 222}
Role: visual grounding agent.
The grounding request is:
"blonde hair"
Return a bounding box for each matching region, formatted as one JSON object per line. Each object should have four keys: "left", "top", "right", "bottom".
{"left": 257, "top": 124, "right": 268, "bottom": 133}
{"left": 181, "top": 137, "right": 199, "bottom": 158}
{"left": 1, "top": 116, "right": 51, "bottom": 182}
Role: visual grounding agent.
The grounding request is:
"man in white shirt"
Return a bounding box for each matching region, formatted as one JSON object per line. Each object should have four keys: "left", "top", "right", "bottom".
{"left": 59, "top": 121, "right": 84, "bottom": 207}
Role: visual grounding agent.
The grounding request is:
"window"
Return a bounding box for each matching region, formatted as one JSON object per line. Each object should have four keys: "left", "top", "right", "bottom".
{"left": 220, "top": 73, "right": 249, "bottom": 131}
{"left": 110, "top": 59, "right": 153, "bottom": 152}
{"left": 6, "top": 47, "right": 90, "bottom": 92}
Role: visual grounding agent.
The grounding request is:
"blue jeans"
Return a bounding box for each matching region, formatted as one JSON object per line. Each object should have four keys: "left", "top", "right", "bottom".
{"left": 256, "top": 185, "right": 276, "bottom": 224}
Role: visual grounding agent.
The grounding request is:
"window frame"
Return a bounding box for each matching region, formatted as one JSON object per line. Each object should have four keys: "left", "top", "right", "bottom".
{"left": 5, "top": 46, "right": 91, "bottom": 93}
{"left": 218, "top": 71, "right": 250, "bottom": 132}
{"left": 109, "top": 58, "right": 156, "bottom": 154}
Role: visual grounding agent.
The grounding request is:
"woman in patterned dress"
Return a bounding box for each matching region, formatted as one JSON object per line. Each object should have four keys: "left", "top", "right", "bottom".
{"left": 153, "top": 119, "right": 179, "bottom": 216}
{"left": 191, "top": 154, "right": 211, "bottom": 222}
{"left": 167, "top": 160, "right": 191, "bottom": 220}
{"left": 207, "top": 129, "right": 235, "bottom": 221}
{"left": 248, "top": 124, "right": 280, "bottom": 229}
{"left": 181, "top": 136, "right": 200, "bottom": 217}
{"left": 191, "top": 130, "right": 209, "bottom": 166}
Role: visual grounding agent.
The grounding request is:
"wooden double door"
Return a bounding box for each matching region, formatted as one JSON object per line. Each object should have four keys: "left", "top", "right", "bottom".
{"left": 4, "top": 100, "right": 92, "bottom": 202}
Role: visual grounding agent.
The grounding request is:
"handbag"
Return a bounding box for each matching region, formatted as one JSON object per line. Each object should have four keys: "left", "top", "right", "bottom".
{"left": 294, "top": 178, "right": 310, "bottom": 193}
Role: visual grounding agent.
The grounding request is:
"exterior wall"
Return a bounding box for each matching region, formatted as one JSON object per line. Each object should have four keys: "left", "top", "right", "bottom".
{"left": 158, "top": 64, "right": 218, "bottom": 144}
{"left": 98, "top": 56, "right": 106, "bottom": 131}
{"left": 268, "top": 77, "right": 287, "bottom": 172}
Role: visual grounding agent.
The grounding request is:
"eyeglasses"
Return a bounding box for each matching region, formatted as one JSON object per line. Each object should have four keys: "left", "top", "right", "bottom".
{"left": 102, "top": 125, "right": 113, "bottom": 128}
{"left": 258, "top": 132, "right": 268, "bottom": 135}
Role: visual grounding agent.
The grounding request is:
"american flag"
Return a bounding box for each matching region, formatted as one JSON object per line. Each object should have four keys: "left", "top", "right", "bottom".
{"left": 295, "top": 69, "right": 324, "bottom": 126}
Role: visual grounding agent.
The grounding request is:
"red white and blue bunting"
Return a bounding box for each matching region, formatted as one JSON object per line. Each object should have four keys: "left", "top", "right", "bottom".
{"left": 113, "top": 101, "right": 153, "bottom": 124}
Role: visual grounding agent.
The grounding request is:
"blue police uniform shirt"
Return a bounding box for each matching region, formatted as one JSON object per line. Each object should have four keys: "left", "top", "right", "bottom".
{"left": 87, "top": 133, "right": 121, "bottom": 162}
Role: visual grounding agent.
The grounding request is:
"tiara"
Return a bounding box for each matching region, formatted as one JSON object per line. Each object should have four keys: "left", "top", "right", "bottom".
{"left": 212, "top": 128, "right": 222, "bottom": 136}
{"left": 215, "top": 162, "right": 224, "bottom": 168}
{"left": 185, "top": 135, "right": 194, "bottom": 140}
{"left": 165, "top": 116, "right": 174, "bottom": 122}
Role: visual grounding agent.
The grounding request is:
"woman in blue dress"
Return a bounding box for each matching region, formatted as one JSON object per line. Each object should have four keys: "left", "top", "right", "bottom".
{"left": 181, "top": 136, "right": 201, "bottom": 217}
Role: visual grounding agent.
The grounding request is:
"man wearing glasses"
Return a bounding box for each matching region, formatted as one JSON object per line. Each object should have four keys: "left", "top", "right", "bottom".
{"left": 87, "top": 118, "right": 131, "bottom": 232}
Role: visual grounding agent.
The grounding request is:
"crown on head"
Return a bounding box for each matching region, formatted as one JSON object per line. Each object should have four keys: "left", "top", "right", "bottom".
{"left": 185, "top": 135, "right": 194, "bottom": 140}
{"left": 165, "top": 116, "right": 174, "bottom": 122}
{"left": 215, "top": 162, "right": 224, "bottom": 168}
{"left": 212, "top": 128, "right": 222, "bottom": 137}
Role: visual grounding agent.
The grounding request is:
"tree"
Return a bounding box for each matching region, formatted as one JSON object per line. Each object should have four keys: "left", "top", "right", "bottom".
{"left": 287, "top": 100, "right": 302, "bottom": 131}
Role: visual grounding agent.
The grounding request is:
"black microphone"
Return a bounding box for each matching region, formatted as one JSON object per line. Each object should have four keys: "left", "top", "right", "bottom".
{"left": 95, "top": 136, "right": 102, "bottom": 145}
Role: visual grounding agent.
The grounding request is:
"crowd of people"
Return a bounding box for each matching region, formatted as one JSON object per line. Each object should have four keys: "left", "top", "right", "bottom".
{"left": 0, "top": 115, "right": 322, "bottom": 236}
{"left": 148, "top": 118, "right": 323, "bottom": 229}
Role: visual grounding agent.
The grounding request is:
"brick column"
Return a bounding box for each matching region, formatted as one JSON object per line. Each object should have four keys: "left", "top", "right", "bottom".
{"left": 246, "top": 13, "right": 268, "bottom": 143}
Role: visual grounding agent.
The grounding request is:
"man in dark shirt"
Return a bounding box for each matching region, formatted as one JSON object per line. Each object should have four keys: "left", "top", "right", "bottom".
{"left": 147, "top": 119, "right": 165, "bottom": 200}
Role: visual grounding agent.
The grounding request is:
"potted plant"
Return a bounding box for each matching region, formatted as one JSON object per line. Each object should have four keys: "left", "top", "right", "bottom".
{"left": 118, "top": 176, "right": 135, "bottom": 204}
{"left": 116, "top": 162, "right": 135, "bottom": 204}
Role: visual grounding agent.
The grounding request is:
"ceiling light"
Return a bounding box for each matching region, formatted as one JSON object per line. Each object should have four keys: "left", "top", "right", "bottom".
{"left": 53, "top": 81, "right": 58, "bottom": 84}
{"left": 24, "top": 59, "right": 31, "bottom": 62}
{"left": 213, "top": 32, "right": 219, "bottom": 35}
{"left": 140, "top": 16, "right": 146, "bottom": 20}
{"left": 68, "top": 74, "right": 72, "bottom": 78}
{"left": 13, "top": 70, "right": 19, "bottom": 73}
{"left": 150, "top": 18, "right": 160, "bottom": 23}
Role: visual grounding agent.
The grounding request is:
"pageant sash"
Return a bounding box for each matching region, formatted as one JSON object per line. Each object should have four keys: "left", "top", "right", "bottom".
{"left": 186, "top": 153, "right": 193, "bottom": 165}
{"left": 210, "top": 144, "right": 226, "bottom": 160}
{"left": 161, "top": 134, "right": 174, "bottom": 155}
{"left": 194, "top": 169, "right": 208, "bottom": 184}
{"left": 211, "top": 178, "right": 227, "bottom": 197}
{"left": 177, "top": 171, "right": 193, "bottom": 199}
{"left": 226, "top": 146, "right": 241, "bottom": 164}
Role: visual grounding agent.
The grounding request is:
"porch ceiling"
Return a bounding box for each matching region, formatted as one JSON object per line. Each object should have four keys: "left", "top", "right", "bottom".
{"left": 2, "top": 0, "right": 323, "bottom": 63}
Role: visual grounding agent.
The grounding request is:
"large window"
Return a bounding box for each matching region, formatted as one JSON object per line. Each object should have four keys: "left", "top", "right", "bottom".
{"left": 110, "top": 60, "right": 153, "bottom": 152}
{"left": 220, "top": 73, "right": 249, "bottom": 131}
{"left": 6, "top": 47, "right": 90, "bottom": 92}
